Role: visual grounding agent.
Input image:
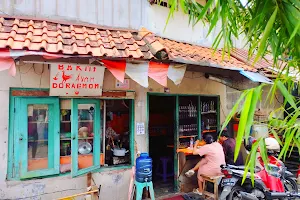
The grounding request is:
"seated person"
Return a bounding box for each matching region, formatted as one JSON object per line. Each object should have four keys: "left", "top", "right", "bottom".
{"left": 219, "top": 130, "right": 244, "bottom": 166}
{"left": 185, "top": 134, "right": 225, "bottom": 195}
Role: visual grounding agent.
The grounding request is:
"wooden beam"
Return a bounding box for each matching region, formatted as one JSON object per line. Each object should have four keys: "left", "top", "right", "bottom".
{"left": 11, "top": 90, "right": 49, "bottom": 96}
{"left": 57, "top": 189, "right": 98, "bottom": 200}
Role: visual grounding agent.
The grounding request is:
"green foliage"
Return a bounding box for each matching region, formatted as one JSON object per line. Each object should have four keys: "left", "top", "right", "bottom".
{"left": 222, "top": 80, "right": 299, "bottom": 183}
{"left": 167, "top": 0, "right": 300, "bottom": 183}
{"left": 167, "top": 0, "right": 300, "bottom": 72}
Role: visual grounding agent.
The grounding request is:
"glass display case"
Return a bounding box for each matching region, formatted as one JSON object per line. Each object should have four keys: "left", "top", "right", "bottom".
{"left": 177, "top": 95, "right": 219, "bottom": 148}
{"left": 178, "top": 96, "right": 199, "bottom": 148}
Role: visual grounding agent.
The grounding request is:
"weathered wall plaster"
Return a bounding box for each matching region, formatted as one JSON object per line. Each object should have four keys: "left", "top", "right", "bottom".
{"left": 0, "top": 63, "right": 227, "bottom": 199}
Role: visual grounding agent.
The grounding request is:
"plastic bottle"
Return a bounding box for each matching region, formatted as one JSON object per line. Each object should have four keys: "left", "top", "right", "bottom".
{"left": 190, "top": 137, "right": 194, "bottom": 148}
{"left": 136, "top": 153, "right": 152, "bottom": 183}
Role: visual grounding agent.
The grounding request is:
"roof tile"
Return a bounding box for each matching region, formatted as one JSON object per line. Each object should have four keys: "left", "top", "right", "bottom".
{"left": 0, "top": 17, "right": 257, "bottom": 71}
{"left": 153, "top": 36, "right": 257, "bottom": 71}
{"left": 0, "top": 17, "right": 153, "bottom": 59}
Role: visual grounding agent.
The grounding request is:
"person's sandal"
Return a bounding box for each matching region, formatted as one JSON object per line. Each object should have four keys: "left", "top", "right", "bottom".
{"left": 192, "top": 188, "right": 202, "bottom": 196}
{"left": 185, "top": 169, "right": 195, "bottom": 177}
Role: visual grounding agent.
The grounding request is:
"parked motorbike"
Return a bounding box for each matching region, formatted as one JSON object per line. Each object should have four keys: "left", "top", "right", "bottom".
{"left": 219, "top": 137, "right": 299, "bottom": 200}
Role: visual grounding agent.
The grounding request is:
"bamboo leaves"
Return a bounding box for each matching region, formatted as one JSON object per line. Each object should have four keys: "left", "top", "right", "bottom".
{"left": 235, "top": 89, "right": 254, "bottom": 161}
{"left": 233, "top": 86, "right": 263, "bottom": 161}
{"left": 254, "top": 7, "right": 278, "bottom": 63}
{"left": 166, "top": 0, "right": 300, "bottom": 71}
{"left": 164, "top": 0, "right": 300, "bottom": 178}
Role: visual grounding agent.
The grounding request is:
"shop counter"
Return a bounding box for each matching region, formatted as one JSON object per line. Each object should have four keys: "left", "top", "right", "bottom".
{"left": 176, "top": 148, "right": 201, "bottom": 193}
{"left": 177, "top": 147, "right": 193, "bottom": 155}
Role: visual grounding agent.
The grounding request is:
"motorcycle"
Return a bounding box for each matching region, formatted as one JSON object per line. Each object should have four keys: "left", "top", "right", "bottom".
{"left": 219, "top": 164, "right": 299, "bottom": 200}
{"left": 219, "top": 138, "right": 299, "bottom": 200}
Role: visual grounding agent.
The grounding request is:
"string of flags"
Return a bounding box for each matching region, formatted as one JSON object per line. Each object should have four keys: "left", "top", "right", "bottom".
{"left": 102, "top": 60, "right": 187, "bottom": 87}
{"left": 0, "top": 49, "right": 187, "bottom": 87}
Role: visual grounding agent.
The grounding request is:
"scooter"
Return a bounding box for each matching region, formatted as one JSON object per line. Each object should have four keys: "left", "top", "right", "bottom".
{"left": 219, "top": 154, "right": 299, "bottom": 200}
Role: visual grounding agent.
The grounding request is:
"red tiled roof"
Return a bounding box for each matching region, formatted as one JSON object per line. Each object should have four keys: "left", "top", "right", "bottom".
{"left": 0, "top": 17, "right": 257, "bottom": 72}
{"left": 0, "top": 17, "right": 153, "bottom": 59}
{"left": 231, "top": 48, "right": 273, "bottom": 69}
{"left": 138, "top": 28, "right": 257, "bottom": 72}
{"left": 230, "top": 48, "right": 291, "bottom": 78}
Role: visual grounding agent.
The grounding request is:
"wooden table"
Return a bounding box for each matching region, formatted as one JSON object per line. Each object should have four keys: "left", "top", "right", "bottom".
{"left": 176, "top": 148, "right": 201, "bottom": 193}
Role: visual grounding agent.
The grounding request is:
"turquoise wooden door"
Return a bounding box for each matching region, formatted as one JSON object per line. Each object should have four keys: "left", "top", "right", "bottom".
{"left": 16, "top": 97, "right": 60, "bottom": 179}
{"left": 71, "top": 99, "right": 100, "bottom": 177}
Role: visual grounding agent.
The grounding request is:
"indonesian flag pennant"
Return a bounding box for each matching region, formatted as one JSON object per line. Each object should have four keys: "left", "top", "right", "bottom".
{"left": 102, "top": 60, "right": 126, "bottom": 83}
{"left": 148, "top": 61, "right": 170, "bottom": 87}
{"left": 126, "top": 62, "right": 148, "bottom": 88}
{"left": 0, "top": 49, "right": 16, "bottom": 76}
{"left": 167, "top": 64, "right": 187, "bottom": 85}
{"left": 42, "top": 53, "right": 64, "bottom": 60}
{"left": 0, "top": 49, "right": 82, "bottom": 77}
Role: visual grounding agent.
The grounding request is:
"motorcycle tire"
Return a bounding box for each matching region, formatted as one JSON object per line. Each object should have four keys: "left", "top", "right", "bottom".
{"left": 227, "top": 186, "right": 246, "bottom": 200}
{"left": 284, "top": 177, "right": 298, "bottom": 193}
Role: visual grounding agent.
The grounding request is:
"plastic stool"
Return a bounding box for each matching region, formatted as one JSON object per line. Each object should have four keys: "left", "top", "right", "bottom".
{"left": 156, "top": 157, "right": 174, "bottom": 182}
{"left": 135, "top": 181, "right": 155, "bottom": 200}
{"left": 202, "top": 175, "right": 223, "bottom": 200}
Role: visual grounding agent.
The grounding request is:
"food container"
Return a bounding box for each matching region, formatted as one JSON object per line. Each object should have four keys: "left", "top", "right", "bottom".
{"left": 111, "top": 148, "right": 128, "bottom": 156}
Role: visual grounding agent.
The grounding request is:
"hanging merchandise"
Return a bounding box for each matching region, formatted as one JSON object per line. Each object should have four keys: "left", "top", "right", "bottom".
{"left": 167, "top": 64, "right": 187, "bottom": 85}
{"left": 102, "top": 60, "right": 126, "bottom": 83}
{"left": 126, "top": 62, "right": 149, "bottom": 88}
{"left": 148, "top": 61, "right": 170, "bottom": 87}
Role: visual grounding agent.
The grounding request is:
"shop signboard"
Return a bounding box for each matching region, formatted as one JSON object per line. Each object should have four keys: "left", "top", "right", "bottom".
{"left": 50, "top": 63, "right": 105, "bottom": 96}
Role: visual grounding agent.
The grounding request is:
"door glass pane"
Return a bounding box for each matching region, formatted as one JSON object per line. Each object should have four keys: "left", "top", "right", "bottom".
{"left": 27, "top": 104, "right": 49, "bottom": 171}
{"left": 60, "top": 100, "right": 71, "bottom": 157}
{"left": 78, "top": 104, "right": 95, "bottom": 169}
{"left": 60, "top": 100, "right": 72, "bottom": 173}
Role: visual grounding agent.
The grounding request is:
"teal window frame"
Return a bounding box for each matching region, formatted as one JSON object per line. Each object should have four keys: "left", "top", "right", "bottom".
{"left": 71, "top": 98, "right": 101, "bottom": 177}
{"left": 15, "top": 97, "right": 60, "bottom": 179}
{"left": 8, "top": 88, "right": 135, "bottom": 180}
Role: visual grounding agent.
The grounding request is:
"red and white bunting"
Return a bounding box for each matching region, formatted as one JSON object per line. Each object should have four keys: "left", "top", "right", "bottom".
{"left": 148, "top": 61, "right": 170, "bottom": 87}
{"left": 102, "top": 60, "right": 126, "bottom": 83}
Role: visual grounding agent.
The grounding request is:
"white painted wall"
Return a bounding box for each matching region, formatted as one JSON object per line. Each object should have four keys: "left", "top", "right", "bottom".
{"left": 226, "top": 86, "right": 284, "bottom": 118}
{"left": 0, "top": 0, "right": 245, "bottom": 48}
{"left": 0, "top": 64, "right": 132, "bottom": 200}
{"left": 144, "top": 3, "right": 246, "bottom": 48}
{"left": 0, "top": 63, "right": 227, "bottom": 199}
{"left": 0, "top": 0, "right": 145, "bottom": 30}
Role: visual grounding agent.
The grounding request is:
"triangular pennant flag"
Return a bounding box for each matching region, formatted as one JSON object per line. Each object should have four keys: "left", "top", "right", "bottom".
{"left": 102, "top": 60, "right": 126, "bottom": 83}
{"left": 42, "top": 53, "right": 64, "bottom": 60}
{"left": 167, "top": 64, "right": 187, "bottom": 85}
{"left": 0, "top": 57, "right": 16, "bottom": 76}
{"left": 0, "top": 49, "right": 16, "bottom": 76}
{"left": 148, "top": 61, "right": 170, "bottom": 87}
{"left": 126, "top": 62, "right": 148, "bottom": 88}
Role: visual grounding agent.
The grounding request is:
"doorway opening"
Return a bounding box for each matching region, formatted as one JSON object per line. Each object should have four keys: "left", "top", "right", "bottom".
{"left": 148, "top": 95, "right": 176, "bottom": 197}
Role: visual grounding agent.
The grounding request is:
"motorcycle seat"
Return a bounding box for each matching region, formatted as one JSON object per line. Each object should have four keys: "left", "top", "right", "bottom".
{"left": 227, "top": 165, "right": 261, "bottom": 172}
{"left": 227, "top": 165, "right": 246, "bottom": 170}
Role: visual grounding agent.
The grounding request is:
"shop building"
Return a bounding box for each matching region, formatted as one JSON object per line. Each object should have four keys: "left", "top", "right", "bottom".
{"left": 0, "top": 17, "right": 272, "bottom": 199}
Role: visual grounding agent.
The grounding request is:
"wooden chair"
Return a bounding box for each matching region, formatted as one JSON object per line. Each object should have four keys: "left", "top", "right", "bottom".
{"left": 202, "top": 175, "right": 223, "bottom": 200}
